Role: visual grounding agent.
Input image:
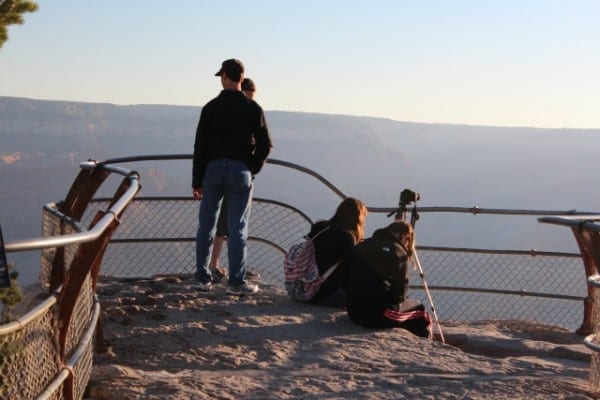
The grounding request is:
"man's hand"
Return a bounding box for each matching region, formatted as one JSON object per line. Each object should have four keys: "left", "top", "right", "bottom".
{"left": 193, "top": 187, "right": 203, "bottom": 200}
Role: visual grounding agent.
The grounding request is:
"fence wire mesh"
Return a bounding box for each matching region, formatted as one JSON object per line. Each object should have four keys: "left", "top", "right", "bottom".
{"left": 410, "top": 249, "right": 585, "bottom": 329}
{"left": 64, "top": 275, "right": 95, "bottom": 360}
{"left": 2, "top": 156, "right": 596, "bottom": 398}
{"left": 87, "top": 198, "right": 310, "bottom": 287}
{"left": 0, "top": 206, "right": 100, "bottom": 399}
{"left": 40, "top": 206, "right": 82, "bottom": 289}
{"left": 88, "top": 197, "right": 586, "bottom": 331}
{"left": 0, "top": 298, "right": 61, "bottom": 400}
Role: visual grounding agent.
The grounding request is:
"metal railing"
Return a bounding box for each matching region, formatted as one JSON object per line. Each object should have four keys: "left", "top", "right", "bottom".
{"left": 87, "top": 155, "right": 590, "bottom": 332}
{"left": 538, "top": 216, "right": 600, "bottom": 394}
{"left": 2, "top": 153, "right": 598, "bottom": 398}
{"left": 0, "top": 161, "right": 139, "bottom": 400}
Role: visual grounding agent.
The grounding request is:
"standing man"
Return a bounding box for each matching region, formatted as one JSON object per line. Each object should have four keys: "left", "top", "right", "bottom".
{"left": 208, "top": 77, "right": 258, "bottom": 282}
{"left": 193, "top": 59, "right": 272, "bottom": 295}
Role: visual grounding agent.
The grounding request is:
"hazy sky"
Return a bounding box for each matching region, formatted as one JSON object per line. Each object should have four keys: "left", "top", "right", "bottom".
{"left": 1, "top": 0, "right": 599, "bottom": 129}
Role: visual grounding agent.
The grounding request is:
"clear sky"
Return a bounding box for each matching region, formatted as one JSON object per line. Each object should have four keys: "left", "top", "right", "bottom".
{"left": 1, "top": 0, "right": 599, "bottom": 129}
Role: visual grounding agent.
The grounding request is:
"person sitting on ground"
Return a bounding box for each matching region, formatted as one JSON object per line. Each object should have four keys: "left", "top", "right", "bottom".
{"left": 307, "top": 197, "right": 367, "bottom": 307}
{"left": 345, "top": 221, "right": 432, "bottom": 338}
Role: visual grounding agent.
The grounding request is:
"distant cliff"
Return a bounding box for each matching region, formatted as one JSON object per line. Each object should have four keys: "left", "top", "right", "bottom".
{"left": 2, "top": 96, "right": 600, "bottom": 277}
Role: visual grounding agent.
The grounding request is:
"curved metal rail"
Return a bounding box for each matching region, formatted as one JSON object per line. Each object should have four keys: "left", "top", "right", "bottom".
{"left": 539, "top": 215, "right": 600, "bottom": 232}
{"left": 1, "top": 160, "right": 140, "bottom": 400}
{"left": 36, "top": 298, "right": 101, "bottom": 400}
{"left": 89, "top": 154, "right": 588, "bottom": 329}
{"left": 5, "top": 161, "right": 140, "bottom": 252}
{"left": 99, "top": 154, "right": 599, "bottom": 218}
{"left": 2, "top": 153, "right": 594, "bottom": 399}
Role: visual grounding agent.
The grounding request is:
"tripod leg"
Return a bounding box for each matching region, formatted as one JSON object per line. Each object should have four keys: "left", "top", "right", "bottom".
{"left": 412, "top": 248, "right": 445, "bottom": 343}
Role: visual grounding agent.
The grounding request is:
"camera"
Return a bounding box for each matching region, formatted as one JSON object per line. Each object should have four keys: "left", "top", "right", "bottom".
{"left": 400, "top": 188, "right": 420, "bottom": 204}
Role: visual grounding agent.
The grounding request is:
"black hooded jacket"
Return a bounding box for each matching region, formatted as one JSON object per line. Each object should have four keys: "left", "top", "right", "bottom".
{"left": 345, "top": 225, "right": 411, "bottom": 318}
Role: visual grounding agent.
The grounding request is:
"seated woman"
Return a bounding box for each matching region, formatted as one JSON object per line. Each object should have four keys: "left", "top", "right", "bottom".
{"left": 307, "top": 197, "right": 367, "bottom": 307}
{"left": 345, "top": 221, "right": 432, "bottom": 338}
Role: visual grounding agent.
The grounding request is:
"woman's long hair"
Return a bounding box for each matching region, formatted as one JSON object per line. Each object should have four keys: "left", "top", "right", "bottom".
{"left": 331, "top": 197, "right": 368, "bottom": 243}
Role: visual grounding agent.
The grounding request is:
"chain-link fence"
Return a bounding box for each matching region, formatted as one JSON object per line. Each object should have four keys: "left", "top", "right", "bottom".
{"left": 0, "top": 297, "right": 61, "bottom": 399}
{"left": 1, "top": 161, "right": 138, "bottom": 400}
{"left": 0, "top": 154, "right": 594, "bottom": 398}
{"left": 85, "top": 197, "right": 310, "bottom": 286}
{"left": 410, "top": 248, "right": 584, "bottom": 329}
{"left": 87, "top": 195, "right": 587, "bottom": 331}
{"left": 0, "top": 207, "right": 97, "bottom": 400}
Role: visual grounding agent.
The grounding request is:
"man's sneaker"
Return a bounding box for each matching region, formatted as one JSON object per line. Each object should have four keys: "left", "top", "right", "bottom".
{"left": 226, "top": 282, "right": 259, "bottom": 296}
{"left": 197, "top": 281, "right": 212, "bottom": 292}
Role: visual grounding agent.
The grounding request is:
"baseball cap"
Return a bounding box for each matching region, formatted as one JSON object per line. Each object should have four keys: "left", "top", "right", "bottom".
{"left": 242, "top": 78, "right": 256, "bottom": 92}
{"left": 215, "top": 59, "right": 244, "bottom": 83}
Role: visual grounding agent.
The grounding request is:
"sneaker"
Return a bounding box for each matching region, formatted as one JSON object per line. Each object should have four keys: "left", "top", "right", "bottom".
{"left": 210, "top": 267, "right": 228, "bottom": 283}
{"left": 226, "top": 282, "right": 259, "bottom": 296}
{"left": 197, "top": 281, "right": 212, "bottom": 292}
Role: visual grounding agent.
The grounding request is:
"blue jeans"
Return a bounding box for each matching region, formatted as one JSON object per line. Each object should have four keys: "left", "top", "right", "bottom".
{"left": 195, "top": 159, "right": 253, "bottom": 286}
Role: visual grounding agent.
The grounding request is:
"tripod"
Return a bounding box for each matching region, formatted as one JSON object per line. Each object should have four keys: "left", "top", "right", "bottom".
{"left": 391, "top": 189, "right": 445, "bottom": 343}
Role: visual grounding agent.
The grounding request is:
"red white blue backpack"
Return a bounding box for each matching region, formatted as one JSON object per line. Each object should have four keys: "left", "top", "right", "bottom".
{"left": 283, "top": 226, "right": 341, "bottom": 302}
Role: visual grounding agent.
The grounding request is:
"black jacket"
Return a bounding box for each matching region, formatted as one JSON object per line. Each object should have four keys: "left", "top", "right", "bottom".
{"left": 346, "top": 226, "right": 410, "bottom": 317}
{"left": 308, "top": 220, "right": 356, "bottom": 303}
{"left": 192, "top": 90, "right": 272, "bottom": 188}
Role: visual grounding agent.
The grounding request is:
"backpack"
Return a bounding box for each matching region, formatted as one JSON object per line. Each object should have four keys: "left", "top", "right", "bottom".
{"left": 284, "top": 226, "right": 341, "bottom": 302}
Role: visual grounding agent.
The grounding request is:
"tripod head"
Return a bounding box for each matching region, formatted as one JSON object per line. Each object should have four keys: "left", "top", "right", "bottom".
{"left": 388, "top": 188, "right": 420, "bottom": 226}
